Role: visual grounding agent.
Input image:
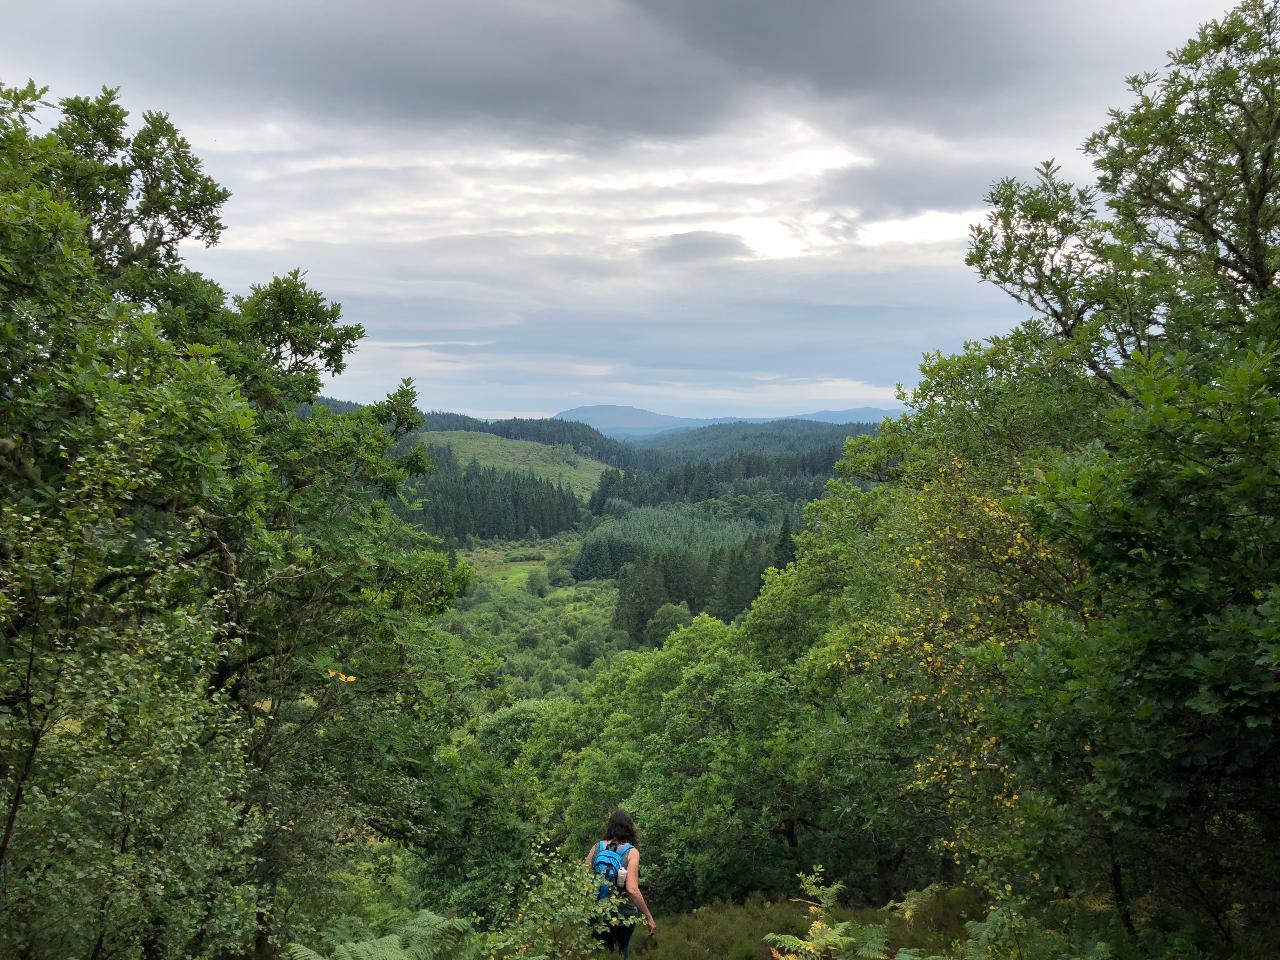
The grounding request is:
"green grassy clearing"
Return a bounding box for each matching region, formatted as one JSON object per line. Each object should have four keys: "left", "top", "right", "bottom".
{"left": 460, "top": 535, "right": 576, "bottom": 579}
{"left": 418, "top": 431, "right": 608, "bottom": 500}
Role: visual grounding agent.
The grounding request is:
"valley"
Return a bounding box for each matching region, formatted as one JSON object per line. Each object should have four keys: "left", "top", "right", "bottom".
{"left": 397, "top": 405, "right": 877, "bottom": 700}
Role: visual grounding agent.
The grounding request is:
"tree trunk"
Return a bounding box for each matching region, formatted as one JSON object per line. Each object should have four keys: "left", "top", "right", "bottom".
{"left": 1106, "top": 831, "right": 1136, "bottom": 937}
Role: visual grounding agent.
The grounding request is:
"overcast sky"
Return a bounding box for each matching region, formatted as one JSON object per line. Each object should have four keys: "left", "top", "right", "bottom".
{"left": 10, "top": 0, "right": 1230, "bottom": 417}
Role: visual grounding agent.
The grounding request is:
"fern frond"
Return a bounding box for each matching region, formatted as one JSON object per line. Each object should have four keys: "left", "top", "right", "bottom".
{"left": 289, "top": 908, "right": 481, "bottom": 960}
{"left": 763, "top": 933, "right": 809, "bottom": 953}
{"left": 853, "top": 922, "right": 890, "bottom": 959}
{"left": 331, "top": 935, "right": 410, "bottom": 960}
{"left": 400, "top": 909, "right": 480, "bottom": 960}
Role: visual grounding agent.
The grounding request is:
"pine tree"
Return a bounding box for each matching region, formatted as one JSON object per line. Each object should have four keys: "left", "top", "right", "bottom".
{"left": 774, "top": 513, "right": 797, "bottom": 568}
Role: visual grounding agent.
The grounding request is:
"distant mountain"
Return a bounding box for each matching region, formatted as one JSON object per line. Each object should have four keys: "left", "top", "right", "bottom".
{"left": 783, "top": 407, "right": 905, "bottom": 425}
{"left": 553, "top": 405, "right": 737, "bottom": 438}
{"left": 554, "top": 404, "right": 901, "bottom": 439}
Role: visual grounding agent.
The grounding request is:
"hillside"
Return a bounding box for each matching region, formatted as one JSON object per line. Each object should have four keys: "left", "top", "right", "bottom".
{"left": 554, "top": 404, "right": 738, "bottom": 437}
{"left": 416, "top": 430, "right": 608, "bottom": 499}
{"left": 786, "top": 406, "right": 903, "bottom": 425}
{"left": 555, "top": 403, "right": 901, "bottom": 438}
{"left": 632, "top": 418, "right": 879, "bottom": 460}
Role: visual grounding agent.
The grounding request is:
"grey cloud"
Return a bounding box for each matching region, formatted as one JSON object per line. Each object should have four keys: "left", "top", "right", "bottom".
{"left": 646, "top": 231, "right": 752, "bottom": 262}
{"left": 817, "top": 156, "right": 1008, "bottom": 220}
{"left": 14, "top": 0, "right": 1226, "bottom": 145}
{"left": 628, "top": 0, "right": 1229, "bottom": 136}
{"left": 11, "top": 0, "right": 744, "bottom": 142}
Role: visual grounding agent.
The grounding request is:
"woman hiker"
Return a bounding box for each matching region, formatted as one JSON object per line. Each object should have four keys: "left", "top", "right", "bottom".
{"left": 585, "top": 810, "right": 657, "bottom": 957}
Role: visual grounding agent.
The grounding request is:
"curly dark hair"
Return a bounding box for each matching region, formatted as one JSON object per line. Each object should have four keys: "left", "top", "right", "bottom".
{"left": 602, "top": 809, "right": 637, "bottom": 845}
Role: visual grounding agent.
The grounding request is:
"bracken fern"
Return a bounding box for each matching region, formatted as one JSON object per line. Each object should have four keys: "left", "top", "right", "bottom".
{"left": 284, "top": 910, "right": 482, "bottom": 960}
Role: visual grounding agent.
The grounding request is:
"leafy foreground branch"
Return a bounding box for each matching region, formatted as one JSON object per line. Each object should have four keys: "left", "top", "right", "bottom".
{"left": 0, "top": 79, "right": 469, "bottom": 957}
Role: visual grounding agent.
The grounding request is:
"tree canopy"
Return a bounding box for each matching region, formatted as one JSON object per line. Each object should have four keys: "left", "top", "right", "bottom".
{"left": 0, "top": 81, "right": 469, "bottom": 957}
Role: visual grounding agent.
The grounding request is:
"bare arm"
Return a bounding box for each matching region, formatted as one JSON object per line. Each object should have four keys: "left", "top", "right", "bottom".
{"left": 624, "top": 848, "right": 657, "bottom": 933}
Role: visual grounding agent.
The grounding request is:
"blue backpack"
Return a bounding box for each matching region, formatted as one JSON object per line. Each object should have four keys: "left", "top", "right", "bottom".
{"left": 591, "top": 840, "right": 633, "bottom": 901}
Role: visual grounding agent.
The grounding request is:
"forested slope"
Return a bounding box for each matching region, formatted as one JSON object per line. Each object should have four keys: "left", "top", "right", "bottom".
{"left": 631, "top": 418, "right": 878, "bottom": 460}
{"left": 423, "top": 409, "right": 648, "bottom": 467}
{"left": 402, "top": 442, "right": 583, "bottom": 542}
{"left": 413, "top": 430, "right": 608, "bottom": 499}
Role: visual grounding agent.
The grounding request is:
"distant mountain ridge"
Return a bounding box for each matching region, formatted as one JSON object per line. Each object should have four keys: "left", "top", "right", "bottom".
{"left": 312, "top": 396, "right": 894, "bottom": 453}
{"left": 554, "top": 403, "right": 901, "bottom": 439}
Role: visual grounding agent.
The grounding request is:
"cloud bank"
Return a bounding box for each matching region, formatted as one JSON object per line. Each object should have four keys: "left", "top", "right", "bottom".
{"left": 8, "top": 0, "right": 1229, "bottom": 415}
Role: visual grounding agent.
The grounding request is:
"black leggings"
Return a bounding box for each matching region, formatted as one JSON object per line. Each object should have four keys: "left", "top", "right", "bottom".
{"left": 594, "top": 918, "right": 636, "bottom": 957}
